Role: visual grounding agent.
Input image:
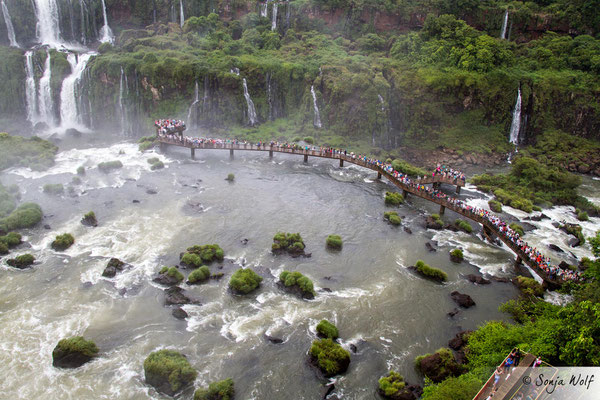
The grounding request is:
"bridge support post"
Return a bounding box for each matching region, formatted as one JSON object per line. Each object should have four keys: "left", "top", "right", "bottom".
{"left": 377, "top": 172, "right": 382, "bottom": 179}
{"left": 339, "top": 159, "right": 344, "bottom": 168}
{"left": 270, "top": 150, "right": 274, "bottom": 158}
{"left": 439, "top": 205, "right": 445, "bottom": 215}
{"left": 190, "top": 148, "right": 195, "bottom": 160}
{"left": 402, "top": 190, "right": 408, "bottom": 199}
{"left": 515, "top": 256, "right": 523, "bottom": 265}
{"left": 456, "top": 186, "right": 461, "bottom": 194}
{"left": 230, "top": 149, "right": 234, "bottom": 158}
{"left": 482, "top": 225, "right": 493, "bottom": 242}
{"left": 304, "top": 154, "right": 308, "bottom": 163}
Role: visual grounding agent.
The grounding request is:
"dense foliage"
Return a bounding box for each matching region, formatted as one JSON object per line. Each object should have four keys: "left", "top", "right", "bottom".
{"left": 309, "top": 338, "right": 350, "bottom": 377}
{"left": 316, "top": 319, "right": 339, "bottom": 340}
{"left": 272, "top": 232, "right": 305, "bottom": 254}
{"left": 378, "top": 371, "right": 406, "bottom": 398}
{"left": 51, "top": 233, "right": 75, "bottom": 251}
{"left": 325, "top": 234, "right": 342, "bottom": 249}
{"left": 414, "top": 260, "right": 448, "bottom": 282}
{"left": 188, "top": 266, "right": 211, "bottom": 284}
{"left": 384, "top": 191, "right": 404, "bottom": 206}
{"left": 0, "top": 133, "right": 57, "bottom": 171}
{"left": 143, "top": 349, "right": 197, "bottom": 395}
{"left": 53, "top": 337, "right": 99, "bottom": 358}
{"left": 229, "top": 268, "right": 263, "bottom": 294}
{"left": 0, "top": 203, "right": 43, "bottom": 231}
{"left": 279, "top": 270, "right": 316, "bottom": 298}
{"left": 194, "top": 378, "right": 235, "bottom": 400}
{"left": 159, "top": 266, "right": 184, "bottom": 283}
{"left": 186, "top": 244, "right": 225, "bottom": 263}
{"left": 384, "top": 211, "right": 402, "bottom": 225}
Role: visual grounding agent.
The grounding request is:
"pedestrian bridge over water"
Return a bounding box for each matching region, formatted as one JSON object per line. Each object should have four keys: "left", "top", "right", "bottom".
{"left": 157, "top": 136, "right": 565, "bottom": 287}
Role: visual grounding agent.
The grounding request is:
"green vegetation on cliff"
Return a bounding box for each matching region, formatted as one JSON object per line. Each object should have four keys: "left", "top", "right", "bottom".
{"left": 0, "top": 133, "right": 57, "bottom": 171}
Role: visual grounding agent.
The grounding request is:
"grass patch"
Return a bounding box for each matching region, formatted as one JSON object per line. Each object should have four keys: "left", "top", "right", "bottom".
{"left": 316, "top": 319, "right": 339, "bottom": 340}
{"left": 385, "top": 191, "right": 404, "bottom": 206}
{"left": 143, "top": 349, "right": 197, "bottom": 395}
{"left": 279, "top": 270, "right": 316, "bottom": 298}
{"left": 229, "top": 268, "right": 263, "bottom": 294}
{"left": 326, "top": 234, "right": 342, "bottom": 250}
{"left": 43, "top": 183, "right": 64, "bottom": 195}
{"left": 187, "top": 266, "right": 210, "bottom": 284}
{"left": 51, "top": 233, "right": 75, "bottom": 251}
{"left": 415, "top": 260, "right": 448, "bottom": 282}
{"left": 98, "top": 160, "right": 123, "bottom": 172}
{"left": 194, "top": 378, "right": 235, "bottom": 400}
{"left": 384, "top": 211, "right": 402, "bottom": 225}
{"left": 309, "top": 338, "right": 350, "bottom": 377}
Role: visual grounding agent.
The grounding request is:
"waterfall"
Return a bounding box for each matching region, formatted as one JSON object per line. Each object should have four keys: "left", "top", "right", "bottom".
{"left": 230, "top": 67, "right": 240, "bottom": 75}
{"left": 99, "top": 0, "right": 114, "bottom": 44}
{"left": 118, "top": 67, "right": 130, "bottom": 135}
{"left": 286, "top": 1, "right": 290, "bottom": 28}
{"left": 187, "top": 81, "right": 199, "bottom": 129}
{"left": 179, "top": 0, "right": 185, "bottom": 28}
{"left": 60, "top": 53, "right": 93, "bottom": 129}
{"left": 271, "top": 3, "right": 278, "bottom": 31}
{"left": 311, "top": 85, "right": 322, "bottom": 129}
{"left": 202, "top": 75, "right": 209, "bottom": 112}
{"left": 500, "top": 9, "right": 508, "bottom": 40}
{"left": 1, "top": 0, "right": 19, "bottom": 47}
{"left": 267, "top": 72, "right": 273, "bottom": 121}
{"left": 79, "top": 0, "right": 89, "bottom": 44}
{"left": 33, "top": 0, "right": 62, "bottom": 47}
{"left": 242, "top": 78, "right": 257, "bottom": 126}
{"left": 25, "top": 52, "right": 38, "bottom": 124}
{"left": 38, "top": 51, "right": 54, "bottom": 126}
{"left": 509, "top": 88, "right": 522, "bottom": 145}
{"left": 260, "top": 3, "right": 267, "bottom": 17}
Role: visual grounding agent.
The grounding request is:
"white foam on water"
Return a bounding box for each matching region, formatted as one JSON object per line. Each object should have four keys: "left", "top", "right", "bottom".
{"left": 544, "top": 291, "right": 573, "bottom": 306}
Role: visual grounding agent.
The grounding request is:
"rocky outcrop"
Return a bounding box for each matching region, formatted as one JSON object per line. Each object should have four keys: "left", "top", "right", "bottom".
{"left": 52, "top": 337, "right": 99, "bottom": 369}
{"left": 416, "top": 348, "right": 463, "bottom": 383}
{"left": 465, "top": 274, "right": 491, "bottom": 285}
{"left": 102, "top": 258, "right": 126, "bottom": 278}
{"left": 450, "top": 291, "right": 476, "bottom": 308}
{"left": 171, "top": 307, "right": 188, "bottom": 320}
{"left": 164, "top": 286, "right": 197, "bottom": 305}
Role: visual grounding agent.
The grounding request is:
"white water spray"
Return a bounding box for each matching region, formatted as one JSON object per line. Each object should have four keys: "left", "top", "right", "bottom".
{"left": 260, "top": 3, "right": 268, "bottom": 17}
{"left": 242, "top": 78, "right": 257, "bottom": 126}
{"left": 33, "top": 0, "right": 62, "bottom": 47}
{"left": 1, "top": 0, "right": 19, "bottom": 47}
{"left": 179, "top": 0, "right": 185, "bottom": 28}
{"left": 500, "top": 9, "right": 509, "bottom": 40}
{"left": 99, "top": 0, "right": 114, "bottom": 44}
{"left": 38, "top": 51, "right": 54, "bottom": 126}
{"left": 311, "top": 85, "right": 322, "bottom": 128}
{"left": 509, "top": 87, "right": 522, "bottom": 146}
{"left": 187, "top": 81, "right": 199, "bottom": 128}
{"left": 60, "top": 53, "right": 93, "bottom": 130}
{"left": 271, "top": 3, "right": 278, "bottom": 31}
{"left": 25, "top": 51, "right": 38, "bottom": 124}
{"left": 118, "top": 67, "right": 130, "bottom": 135}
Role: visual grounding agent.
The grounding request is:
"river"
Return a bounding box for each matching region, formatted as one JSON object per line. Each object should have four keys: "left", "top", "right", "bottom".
{"left": 1, "top": 134, "right": 598, "bottom": 399}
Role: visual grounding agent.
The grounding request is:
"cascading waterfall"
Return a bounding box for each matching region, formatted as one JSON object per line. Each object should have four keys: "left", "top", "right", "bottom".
{"left": 202, "top": 75, "right": 209, "bottom": 113}
{"left": 1, "top": 0, "right": 19, "bottom": 47}
{"left": 99, "top": 0, "right": 114, "bottom": 44}
{"left": 25, "top": 51, "right": 38, "bottom": 124}
{"left": 500, "top": 9, "right": 509, "bottom": 40}
{"left": 179, "top": 0, "right": 185, "bottom": 28}
{"left": 311, "top": 85, "right": 322, "bottom": 129}
{"left": 267, "top": 72, "right": 273, "bottom": 121}
{"left": 187, "top": 81, "right": 199, "bottom": 129}
{"left": 376, "top": 94, "right": 385, "bottom": 146}
{"left": 79, "top": 0, "right": 90, "bottom": 45}
{"left": 60, "top": 53, "right": 93, "bottom": 129}
{"left": 509, "top": 88, "right": 522, "bottom": 146}
{"left": 242, "top": 78, "right": 257, "bottom": 126}
{"left": 271, "top": 3, "right": 278, "bottom": 31}
{"left": 34, "top": 0, "right": 62, "bottom": 47}
{"left": 38, "top": 51, "right": 55, "bottom": 126}
{"left": 118, "top": 67, "right": 131, "bottom": 135}
{"left": 260, "top": 2, "right": 268, "bottom": 17}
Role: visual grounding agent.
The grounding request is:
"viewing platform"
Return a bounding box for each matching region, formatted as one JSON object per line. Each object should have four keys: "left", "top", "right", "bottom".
{"left": 157, "top": 136, "right": 572, "bottom": 287}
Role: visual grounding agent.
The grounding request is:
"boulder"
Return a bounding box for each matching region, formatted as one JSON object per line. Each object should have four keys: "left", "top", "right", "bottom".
{"left": 102, "top": 258, "right": 126, "bottom": 278}
{"left": 425, "top": 241, "right": 437, "bottom": 252}
{"left": 403, "top": 227, "right": 412, "bottom": 234}
{"left": 146, "top": 189, "right": 158, "bottom": 195}
{"left": 52, "top": 337, "right": 98, "bottom": 369}
{"left": 447, "top": 308, "right": 460, "bottom": 318}
{"left": 264, "top": 334, "right": 284, "bottom": 344}
{"left": 448, "top": 331, "right": 472, "bottom": 350}
{"left": 491, "top": 276, "right": 510, "bottom": 283}
{"left": 450, "top": 291, "right": 476, "bottom": 308}
{"left": 465, "top": 274, "right": 491, "bottom": 285}
{"left": 416, "top": 349, "right": 463, "bottom": 383}
{"left": 548, "top": 244, "right": 564, "bottom": 253}
{"left": 164, "top": 286, "right": 197, "bottom": 305}
{"left": 568, "top": 237, "right": 581, "bottom": 247}
{"left": 171, "top": 307, "right": 188, "bottom": 320}
{"left": 65, "top": 128, "right": 83, "bottom": 137}
{"left": 425, "top": 216, "right": 443, "bottom": 230}
{"left": 154, "top": 272, "right": 182, "bottom": 287}
{"left": 81, "top": 213, "right": 98, "bottom": 227}
{"left": 6, "top": 254, "right": 35, "bottom": 269}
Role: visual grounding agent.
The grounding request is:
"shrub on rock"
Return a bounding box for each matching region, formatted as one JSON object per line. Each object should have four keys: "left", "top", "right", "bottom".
{"left": 384, "top": 211, "right": 402, "bottom": 226}
{"left": 229, "top": 268, "right": 262, "bottom": 294}
{"left": 156, "top": 266, "right": 184, "bottom": 285}
{"left": 52, "top": 336, "right": 99, "bottom": 368}
{"left": 76, "top": 166, "right": 86, "bottom": 175}
{"left": 279, "top": 270, "right": 316, "bottom": 299}
{"left": 378, "top": 371, "right": 412, "bottom": 399}
{"left": 7, "top": 253, "right": 35, "bottom": 269}
{"left": 413, "top": 260, "right": 447, "bottom": 282}
{"left": 513, "top": 276, "right": 544, "bottom": 297}
{"left": 450, "top": 249, "right": 463, "bottom": 263}
{"left": 98, "top": 160, "right": 123, "bottom": 173}
{"left": 0, "top": 242, "right": 7, "bottom": 255}
{"left": 81, "top": 211, "right": 98, "bottom": 227}
{"left": 509, "top": 223, "right": 524, "bottom": 236}
{"left": 577, "top": 211, "right": 589, "bottom": 221}
{"left": 488, "top": 199, "right": 502, "bottom": 213}
{"left": 326, "top": 235, "right": 342, "bottom": 250}
{"left": 0, "top": 203, "right": 43, "bottom": 231}
{"left": 316, "top": 319, "right": 339, "bottom": 340}
{"left": 414, "top": 348, "right": 463, "bottom": 383}
{"left": 425, "top": 214, "right": 443, "bottom": 230}
{"left": 194, "top": 378, "right": 235, "bottom": 400}
{"left": 181, "top": 252, "right": 203, "bottom": 268}
{"left": 385, "top": 191, "right": 404, "bottom": 206}
{"left": 309, "top": 338, "right": 350, "bottom": 377}
{"left": 272, "top": 232, "right": 305, "bottom": 255}
{"left": 0, "top": 231, "right": 21, "bottom": 248}
{"left": 185, "top": 244, "right": 224, "bottom": 263}
{"left": 51, "top": 233, "right": 75, "bottom": 251}
{"left": 43, "top": 183, "right": 64, "bottom": 195}
{"left": 188, "top": 266, "right": 210, "bottom": 284}
{"left": 143, "top": 349, "right": 197, "bottom": 396}
{"left": 102, "top": 258, "right": 126, "bottom": 277}
{"left": 225, "top": 173, "right": 235, "bottom": 181}
{"left": 455, "top": 219, "right": 473, "bottom": 233}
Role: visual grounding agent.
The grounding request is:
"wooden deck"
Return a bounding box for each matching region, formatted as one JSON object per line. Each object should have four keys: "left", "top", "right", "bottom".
{"left": 157, "top": 137, "right": 566, "bottom": 286}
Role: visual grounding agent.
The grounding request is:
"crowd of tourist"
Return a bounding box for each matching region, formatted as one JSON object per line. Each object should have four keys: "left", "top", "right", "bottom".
{"left": 155, "top": 119, "right": 186, "bottom": 135}
{"left": 433, "top": 164, "right": 466, "bottom": 183}
{"left": 157, "top": 131, "right": 581, "bottom": 282}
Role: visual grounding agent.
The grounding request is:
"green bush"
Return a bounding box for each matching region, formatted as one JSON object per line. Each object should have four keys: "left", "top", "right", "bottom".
{"left": 415, "top": 260, "right": 448, "bottom": 282}
{"left": 51, "top": 233, "right": 75, "bottom": 251}
{"left": 229, "top": 268, "right": 263, "bottom": 294}
{"left": 188, "top": 266, "right": 210, "bottom": 284}
{"left": 194, "top": 378, "right": 235, "bottom": 400}
{"left": 384, "top": 211, "right": 402, "bottom": 225}
{"left": 76, "top": 166, "right": 85, "bottom": 175}
{"left": 98, "top": 160, "right": 123, "bottom": 172}
{"left": 514, "top": 276, "right": 544, "bottom": 297}
{"left": 385, "top": 191, "right": 404, "bottom": 206}
{"left": 509, "top": 223, "right": 524, "bottom": 236}
{"left": 391, "top": 159, "right": 427, "bottom": 177}
{"left": 326, "top": 234, "right": 342, "bottom": 249}
{"left": 0, "top": 231, "right": 22, "bottom": 248}
{"left": 303, "top": 136, "right": 314, "bottom": 144}
{"left": 279, "top": 270, "right": 316, "bottom": 298}
{"left": 578, "top": 211, "right": 589, "bottom": 221}
{"left": 181, "top": 252, "right": 203, "bottom": 268}
{"left": 455, "top": 219, "right": 473, "bottom": 233}
{"left": 226, "top": 173, "right": 235, "bottom": 181}
{"left": 186, "top": 244, "right": 224, "bottom": 263}
{"left": 0, "top": 132, "right": 58, "bottom": 171}
{"left": 450, "top": 249, "right": 463, "bottom": 262}
{"left": 316, "top": 319, "right": 339, "bottom": 340}
{"left": 150, "top": 160, "right": 165, "bottom": 170}
{"left": 488, "top": 199, "right": 502, "bottom": 213}
{"left": 53, "top": 337, "right": 98, "bottom": 362}
{"left": 43, "top": 183, "right": 64, "bottom": 195}
{"left": 143, "top": 349, "right": 197, "bottom": 395}
{"left": 160, "top": 267, "right": 184, "bottom": 283}
{"left": 0, "top": 242, "right": 7, "bottom": 255}
{"left": 7, "top": 253, "right": 35, "bottom": 268}
{"left": 309, "top": 338, "right": 350, "bottom": 377}
{"left": 272, "top": 232, "right": 305, "bottom": 254}
{"left": 378, "top": 371, "right": 406, "bottom": 398}
{"left": 0, "top": 203, "right": 42, "bottom": 231}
